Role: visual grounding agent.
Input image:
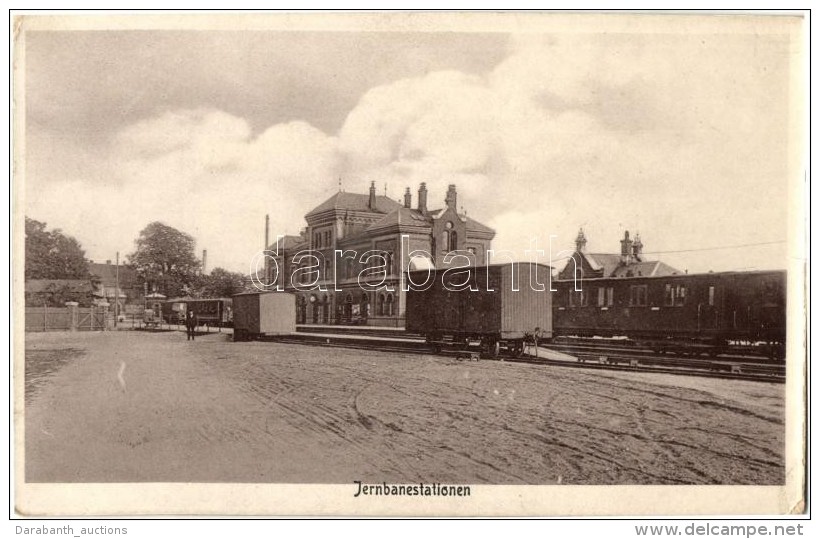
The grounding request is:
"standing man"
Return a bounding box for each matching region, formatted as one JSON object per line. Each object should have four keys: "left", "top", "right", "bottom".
{"left": 186, "top": 310, "right": 198, "bottom": 341}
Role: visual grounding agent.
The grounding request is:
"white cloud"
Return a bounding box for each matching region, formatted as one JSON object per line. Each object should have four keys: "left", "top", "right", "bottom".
{"left": 26, "top": 30, "right": 795, "bottom": 275}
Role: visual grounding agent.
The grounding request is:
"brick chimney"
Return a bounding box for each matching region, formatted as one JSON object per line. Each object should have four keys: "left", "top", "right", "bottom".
{"left": 445, "top": 184, "right": 457, "bottom": 209}
{"left": 368, "top": 181, "right": 376, "bottom": 209}
{"left": 418, "top": 183, "right": 428, "bottom": 214}
{"left": 620, "top": 231, "right": 633, "bottom": 265}
{"left": 632, "top": 233, "right": 643, "bottom": 262}
{"left": 404, "top": 187, "right": 412, "bottom": 209}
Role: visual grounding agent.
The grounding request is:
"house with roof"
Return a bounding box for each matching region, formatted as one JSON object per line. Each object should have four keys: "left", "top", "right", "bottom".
{"left": 557, "top": 229, "right": 680, "bottom": 282}
{"left": 88, "top": 260, "right": 142, "bottom": 314}
{"left": 266, "top": 182, "right": 495, "bottom": 327}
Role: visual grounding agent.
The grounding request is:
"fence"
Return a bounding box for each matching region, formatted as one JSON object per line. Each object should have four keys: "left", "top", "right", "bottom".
{"left": 25, "top": 303, "right": 109, "bottom": 332}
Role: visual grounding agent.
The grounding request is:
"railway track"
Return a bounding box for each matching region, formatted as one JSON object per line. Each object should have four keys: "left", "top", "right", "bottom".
{"left": 550, "top": 338, "right": 782, "bottom": 363}
{"left": 266, "top": 333, "right": 785, "bottom": 384}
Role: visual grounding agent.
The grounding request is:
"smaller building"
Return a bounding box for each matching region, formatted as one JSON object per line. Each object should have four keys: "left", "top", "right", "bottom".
{"left": 558, "top": 229, "right": 680, "bottom": 281}
{"left": 88, "top": 260, "right": 142, "bottom": 314}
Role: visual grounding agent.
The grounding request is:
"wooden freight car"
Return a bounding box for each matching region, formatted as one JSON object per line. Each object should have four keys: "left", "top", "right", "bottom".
{"left": 552, "top": 269, "right": 786, "bottom": 356}
{"left": 405, "top": 263, "right": 553, "bottom": 358}
{"left": 232, "top": 291, "right": 296, "bottom": 341}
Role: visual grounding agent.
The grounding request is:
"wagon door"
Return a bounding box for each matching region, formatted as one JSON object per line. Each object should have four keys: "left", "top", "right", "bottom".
{"left": 698, "top": 281, "right": 720, "bottom": 335}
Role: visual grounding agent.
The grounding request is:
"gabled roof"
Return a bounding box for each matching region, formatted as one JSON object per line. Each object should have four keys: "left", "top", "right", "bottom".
{"left": 268, "top": 235, "right": 303, "bottom": 252}
{"left": 88, "top": 262, "right": 137, "bottom": 286}
{"left": 365, "top": 207, "right": 431, "bottom": 232}
{"left": 464, "top": 216, "right": 495, "bottom": 235}
{"left": 585, "top": 253, "right": 622, "bottom": 277}
{"left": 306, "top": 192, "right": 403, "bottom": 218}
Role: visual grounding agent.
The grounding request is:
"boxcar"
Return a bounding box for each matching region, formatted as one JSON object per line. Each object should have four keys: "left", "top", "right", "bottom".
{"left": 552, "top": 269, "right": 786, "bottom": 354}
{"left": 232, "top": 291, "right": 296, "bottom": 341}
{"left": 405, "top": 263, "right": 553, "bottom": 358}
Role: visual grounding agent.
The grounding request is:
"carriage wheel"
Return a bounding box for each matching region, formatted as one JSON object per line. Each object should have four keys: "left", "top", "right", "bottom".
{"left": 512, "top": 340, "right": 525, "bottom": 358}
{"left": 481, "top": 338, "right": 500, "bottom": 359}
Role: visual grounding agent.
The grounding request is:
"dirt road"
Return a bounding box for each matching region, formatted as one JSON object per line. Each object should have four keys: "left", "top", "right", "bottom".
{"left": 23, "top": 331, "right": 784, "bottom": 484}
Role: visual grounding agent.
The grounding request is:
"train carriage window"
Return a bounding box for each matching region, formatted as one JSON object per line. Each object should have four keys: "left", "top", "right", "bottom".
{"left": 629, "top": 285, "right": 648, "bottom": 307}
{"left": 569, "top": 289, "right": 588, "bottom": 307}
{"left": 709, "top": 286, "right": 715, "bottom": 306}
{"left": 664, "top": 284, "right": 674, "bottom": 306}
{"left": 675, "top": 285, "right": 687, "bottom": 306}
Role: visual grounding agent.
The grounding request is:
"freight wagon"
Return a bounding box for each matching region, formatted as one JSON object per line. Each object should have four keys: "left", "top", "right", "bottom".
{"left": 552, "top": 269, "right": 786, "bottom": 357}
{"left": 232, "top": 291, "right": 296, "bottom": 341}
{"left": 405, "top": 263, "right": 553, "bottom": 358}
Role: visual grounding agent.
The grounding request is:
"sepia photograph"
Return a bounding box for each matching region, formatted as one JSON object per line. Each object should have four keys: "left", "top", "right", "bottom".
{"left": 12, "top": 11, "right": 808, "bottom": 517}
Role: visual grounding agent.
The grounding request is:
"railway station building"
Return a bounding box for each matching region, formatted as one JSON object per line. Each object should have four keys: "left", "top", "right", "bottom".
{"left": 558, "top": 229, "right": 680, "bottom": 281}
{"left": 265, "top": 183, "right": 495, "bottom": 327}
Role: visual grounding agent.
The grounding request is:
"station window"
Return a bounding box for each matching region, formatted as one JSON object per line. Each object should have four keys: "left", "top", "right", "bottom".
{"left": 629, "top": 285, "right": 648, "bottom": 307}
{"left": 597, "top": 287, "right": 605, "bottom": 307}
{"left": 607, "top": 287, "right": 614, "bottom": 306}
{"left": 708, "top": 286, "right": 715, "bottom": 306}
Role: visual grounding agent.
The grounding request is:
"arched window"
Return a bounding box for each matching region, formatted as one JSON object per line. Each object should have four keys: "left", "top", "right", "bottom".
{"left": 378, "top": 294, "right": 386, "bottom": 316}
{"left": 310, "top": 295, "right": 319, "bottom": 324}
{"left": 360, "top": 293, "right": 370, "bottom": 319}
{"left": 440, "top": 230, "right": 449, "bottom": 252}
{"left": 386, "top": 294, "right": 394, "bottom": 317}
{"left": 450, "top": 231, "right": 458, "bottom": 251}
{"left": 387, "top": 251, "right": 394, "bottom": 275}
{"left": 297, "top": 296, "right": 307, "bottom": 324}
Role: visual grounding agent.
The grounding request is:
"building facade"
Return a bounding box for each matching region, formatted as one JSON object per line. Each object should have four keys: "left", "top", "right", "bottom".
{"left": 265, "top": 183, "right": 495, "bottom": 327}
{"left": 558, "top": 229, "right": 680, "bottom": 282}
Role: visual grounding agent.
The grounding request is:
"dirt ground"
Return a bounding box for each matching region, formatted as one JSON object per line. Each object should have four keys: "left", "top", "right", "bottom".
{"left": 22, "top": 330, "right": 785, "bottom": 485}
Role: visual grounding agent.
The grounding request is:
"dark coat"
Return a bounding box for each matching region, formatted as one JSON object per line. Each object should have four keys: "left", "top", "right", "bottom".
{"left": 185, "top": 312, "right": 198, "bottom": 329}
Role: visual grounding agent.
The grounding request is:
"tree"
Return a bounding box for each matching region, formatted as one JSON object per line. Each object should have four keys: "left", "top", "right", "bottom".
{"left": 25, "top": 217, "right": 92, "bottom": 280}
{"left": 195, "top": 267, "right": 250, "bottom": 298}
{"left": 127, "top": 222, "right": 202, "bottom": 298}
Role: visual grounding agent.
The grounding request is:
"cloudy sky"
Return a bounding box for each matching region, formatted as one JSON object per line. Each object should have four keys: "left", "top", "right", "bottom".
{"left": 21, "top": 14, "right": 805, "bottom": 275}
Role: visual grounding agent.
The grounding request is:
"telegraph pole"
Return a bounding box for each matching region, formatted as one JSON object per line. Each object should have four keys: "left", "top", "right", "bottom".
{"left": 114, "top": 251, "right": 119, "bottom": 328}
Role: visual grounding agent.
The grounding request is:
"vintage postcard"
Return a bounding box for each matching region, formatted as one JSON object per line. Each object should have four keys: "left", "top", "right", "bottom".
{"left": 12, "top": 12, "right": 808, "bottom": 516}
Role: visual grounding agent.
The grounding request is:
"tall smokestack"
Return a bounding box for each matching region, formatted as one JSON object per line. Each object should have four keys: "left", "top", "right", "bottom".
{"left": 202, "top": 249, "right": 208, "bottom": 274}
{"left": 404, "top": 187, "right": 412, "bottom": 208}
{"left": 369, "top": 181, "right": 376, "bottom": 209}
{"left": 418, "top": 182, "right": 428, "bottom": 214}
{"left": 265, "top": 214, "right": 270, "bottom": 251}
